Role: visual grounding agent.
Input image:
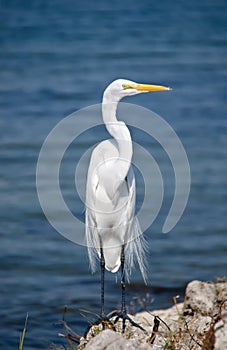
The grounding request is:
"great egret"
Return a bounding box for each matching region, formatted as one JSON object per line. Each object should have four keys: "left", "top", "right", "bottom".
{"left": 85, "top": 79, "right": 170, "bottom": 332}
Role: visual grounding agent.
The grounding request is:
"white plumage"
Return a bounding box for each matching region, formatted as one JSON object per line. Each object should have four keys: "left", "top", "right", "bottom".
{"left": 85, "top": 79, "right": 170, "bottom": 283}
{"left": 85, "top": 138, "right": 147, "bottom": 281}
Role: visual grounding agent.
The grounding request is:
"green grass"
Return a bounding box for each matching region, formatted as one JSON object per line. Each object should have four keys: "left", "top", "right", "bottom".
{"left": 18, "top": 313, "right": 28, "bottom": 350}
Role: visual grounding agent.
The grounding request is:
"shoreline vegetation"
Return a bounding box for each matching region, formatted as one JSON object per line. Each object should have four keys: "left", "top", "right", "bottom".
{"left": 19, "top": 279, "right": 226, "bottom": 350}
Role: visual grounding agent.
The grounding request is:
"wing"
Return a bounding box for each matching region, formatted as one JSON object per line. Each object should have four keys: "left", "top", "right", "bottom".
{"left": 124, "top": 168, "right": 148, "bottom": 283}
{"left": 85, "top": 139, "right": 119, "bottom": 272}
{"left": 85, "top": 140, "right": 147, "bottom": 282}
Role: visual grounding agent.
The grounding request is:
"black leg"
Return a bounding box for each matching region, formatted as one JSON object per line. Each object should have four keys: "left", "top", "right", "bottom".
{"left": 120, "top": 244, "right": 127, "bottom": 332}
{"left": 100, "top": 246, "right": 105, "bottom": 319}
{"left": 84, "top": 244, "right": 145, "bottom": 338}
{"left": 84, "top": 245, "right": 116, "bottom": 338}
{"left": 113, "top": 245, "right": 145, "bottom": 333}
{"left": 121, "top": 245, "right": 126, "bottom": 313}
{"left": 99, "top": 246, "right": 115, "bottom": 330}
{"left": 84, "top": 244, "right": 117, "bottom": 338}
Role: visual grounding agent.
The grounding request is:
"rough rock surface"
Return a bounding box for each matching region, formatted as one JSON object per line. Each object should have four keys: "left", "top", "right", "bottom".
{"left": 78, "top": 280, "right": 227, "bottom": 350}
{"left": 84, "top": 329, "right": 151, "bottom": 350}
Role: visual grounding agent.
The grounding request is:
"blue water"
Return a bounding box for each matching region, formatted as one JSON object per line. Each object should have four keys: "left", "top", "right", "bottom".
{"left": 0, "top": 0, "right": 227, "bottom": 348}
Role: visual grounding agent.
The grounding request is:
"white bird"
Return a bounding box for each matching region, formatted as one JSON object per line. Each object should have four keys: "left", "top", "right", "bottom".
{"left": 85, "top": 79, "right": 170, "bottom": 332}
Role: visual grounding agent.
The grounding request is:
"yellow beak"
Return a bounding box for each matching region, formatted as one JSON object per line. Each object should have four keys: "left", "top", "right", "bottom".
{"left": 136, "top": 83, "right": 171, "bottom": 92}
{"left": 123, "top": 83, "right": 171, "bottom": 92}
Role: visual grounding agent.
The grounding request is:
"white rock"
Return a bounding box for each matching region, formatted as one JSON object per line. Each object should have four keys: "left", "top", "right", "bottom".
{"left": 81, "top": 281, "right": 227, "bottom": 350}
{"left": 184, "top": 280, "right": 217, "bottom": 315}
{"left": 85, "top": 329, "right": 152, "bottom": 350}
{"left": 214, "top": 319, "right": 227, "bottom": 350}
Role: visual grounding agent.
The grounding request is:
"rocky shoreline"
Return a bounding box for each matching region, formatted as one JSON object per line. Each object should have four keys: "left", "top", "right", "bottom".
{"left": 77, "top": 280, "right": 226, "bottom": 350}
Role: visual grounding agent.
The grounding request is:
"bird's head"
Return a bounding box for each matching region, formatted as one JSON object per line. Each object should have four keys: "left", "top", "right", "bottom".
{"left": 103, "top": 78, "right": 171, "bottom": 103}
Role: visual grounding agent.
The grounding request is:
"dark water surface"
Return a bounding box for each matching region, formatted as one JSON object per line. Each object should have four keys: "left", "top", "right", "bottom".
{"left": 0, "top": 0, "right": 227, "bottom": 348}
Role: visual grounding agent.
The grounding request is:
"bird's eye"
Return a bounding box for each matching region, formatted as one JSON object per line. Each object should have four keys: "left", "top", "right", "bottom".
{"left": 122, "top": 84, "right": 132, "bottom": 90}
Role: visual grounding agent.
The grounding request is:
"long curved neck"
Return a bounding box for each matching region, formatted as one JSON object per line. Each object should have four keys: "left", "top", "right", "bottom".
{"left": 102, "top": 93, "right": 133, "bottom": 183}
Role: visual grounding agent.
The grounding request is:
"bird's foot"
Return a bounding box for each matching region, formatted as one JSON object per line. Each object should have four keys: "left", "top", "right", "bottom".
{"left": 84, "top": 313, "right": 116, "bottom": 338}
{"left": 83, "top": 310, "right": 146, "bottom": 337}
{"left": 99, "top": 314, "right": 116, "bottom": 331}
{"left": 110, "top": 310, "right": 146, "bottom": 333}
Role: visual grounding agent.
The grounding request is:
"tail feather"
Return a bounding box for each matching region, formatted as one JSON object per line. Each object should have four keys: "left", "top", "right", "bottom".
{"left": 85, "top": 209, "right": 99, "bottom": 273}
{"left": 86, "top": 209, "right": 148, "bottom": 283}
{"left": 124, "top": 216, "right": 148, "bottom": 284}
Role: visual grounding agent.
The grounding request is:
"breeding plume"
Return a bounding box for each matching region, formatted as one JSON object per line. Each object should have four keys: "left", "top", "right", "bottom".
{"left": 85, "top": 79, "right": 170, "bottom": 331}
